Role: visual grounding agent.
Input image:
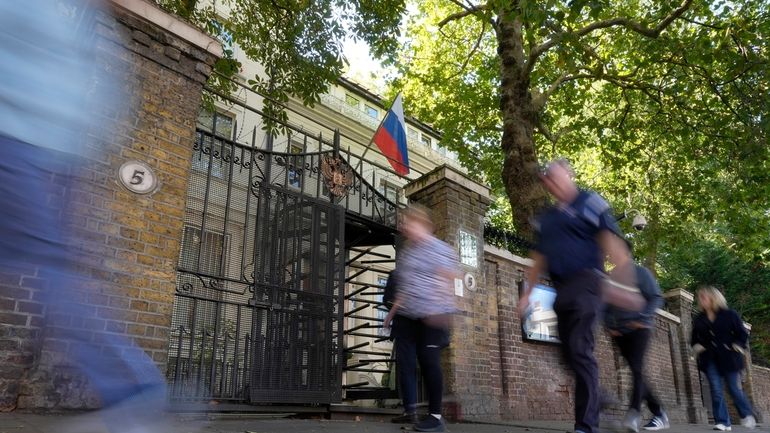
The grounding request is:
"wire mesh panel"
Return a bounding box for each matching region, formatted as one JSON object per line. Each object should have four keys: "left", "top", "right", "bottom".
{"left": 167, "top": 128, "right": 348, "bottom": 404}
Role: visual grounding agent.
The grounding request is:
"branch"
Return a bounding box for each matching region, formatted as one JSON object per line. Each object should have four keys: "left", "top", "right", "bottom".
{"left": 451, "top": 21, "right": 487, "bottom": 78}
{"left": 438, "top": 2, "right": 491, "bottom": 27}
{"left": 532, "top": 72, "right": 595, "bottom": 110}
{"left": 526, "top": 0, "right": 693, "bottom": 75}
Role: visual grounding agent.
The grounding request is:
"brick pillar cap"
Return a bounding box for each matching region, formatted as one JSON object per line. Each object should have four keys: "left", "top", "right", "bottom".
{"left": 404, "top": 164, "right": 490, "bottom": 201}
{"left": 109, "top": 0, "right": 223, "bottom": 58}
{"left": 662, "top": 288, "right": 694, "bottom": 302}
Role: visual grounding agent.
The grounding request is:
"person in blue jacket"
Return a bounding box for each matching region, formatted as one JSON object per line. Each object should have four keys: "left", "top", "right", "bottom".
{"left": 604, "top": 264, "right": 668, "bottom": 432}
{"left": 691, "top": 286, "right": 756, "bottom": 431}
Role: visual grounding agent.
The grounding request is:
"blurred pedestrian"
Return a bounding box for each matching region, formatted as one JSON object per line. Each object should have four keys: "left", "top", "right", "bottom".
{"left": 605, "top": 264, "right": 669, "bottom": 432}
{"left": 384, "top": 205, "right": 459, "bottom": 432}
{"left": 692, "top": 287, "right": 756, "bottom": 431}
{"left": 0, "top": 1, "right": 167, "bottom": 432}
{"left": 519, "top": 158, "right": 640, "bottom": 433}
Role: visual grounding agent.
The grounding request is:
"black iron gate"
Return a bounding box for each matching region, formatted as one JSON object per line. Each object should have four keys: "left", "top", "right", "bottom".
{"left": 167, "top": 127, "right": 349, "bottom": 404}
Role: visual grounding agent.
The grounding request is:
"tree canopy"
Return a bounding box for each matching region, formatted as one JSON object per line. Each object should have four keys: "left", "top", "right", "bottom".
{"left": 389, "top": 0, "right": 769, "bottom": 261}
{"left": 390, "top": 0, "right": 769, "bottom": 361}
{"left": 154, "top": 0, "right": 406, "bottom": 123}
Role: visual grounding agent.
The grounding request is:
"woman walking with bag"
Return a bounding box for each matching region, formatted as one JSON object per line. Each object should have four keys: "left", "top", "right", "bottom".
{"left": 691, "top": 286, "right": 756, "bottom": 431}
{"left": 384, "top": 205, "right": 459, "bottom": 432}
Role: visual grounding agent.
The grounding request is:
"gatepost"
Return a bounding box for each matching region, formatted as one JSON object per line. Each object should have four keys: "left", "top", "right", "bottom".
{"left": 404, "top": 165, "right": 496, "bottom": 421}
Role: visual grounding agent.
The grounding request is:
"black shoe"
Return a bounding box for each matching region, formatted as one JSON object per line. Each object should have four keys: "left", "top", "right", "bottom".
{"left": 414, "top": 415, "right": 445, "bottom": 432}
{"left": 391, "top": 412, "right": 419, "bottom": 424}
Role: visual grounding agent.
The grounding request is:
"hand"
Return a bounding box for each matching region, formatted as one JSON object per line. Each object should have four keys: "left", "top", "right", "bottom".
{"left": 609, "top": 329, "right": 622, "bottom": 337}
{"left": 517, "top": 296, "right": 530, "bottom": 318}
{"left": 383, "top": 310, "right": 396, "bottom": 329}
{"left": 692, "top": 343, "right": 706, "bottom": 356}
{"left": 628, "top": 321, "right": 649, "bottom": 330}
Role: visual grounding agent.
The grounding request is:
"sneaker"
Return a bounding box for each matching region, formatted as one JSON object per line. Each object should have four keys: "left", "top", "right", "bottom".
{"left": 713, "top": 424, "right": 731, "bottom": 431}
{"left": 391, "top": 412, "right": 419, "bottom": 424}
{"left": 643, "top": 411, "right": 670, "bottom": 431}
{"left": 741, "top": 415, "right": 756, "bottom": 430}
{"left": 414, "top": 415, "right": 445, "bottom": 432}
{"left": 623, "top": 409, "right": 641, "bottom": 432}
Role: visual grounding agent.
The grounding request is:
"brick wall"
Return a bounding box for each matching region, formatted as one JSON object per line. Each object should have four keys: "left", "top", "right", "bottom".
{"left": 405, "top": 166, "right": 498, "bottom": 420}
{"left": 750, "top": 365, "right": 770, "bottom": 423}
{"left": 0, "top": 1, "right": 219, "bottom": 410}
{"left": 483, "top": 248, "right": 706, "bottom": 423}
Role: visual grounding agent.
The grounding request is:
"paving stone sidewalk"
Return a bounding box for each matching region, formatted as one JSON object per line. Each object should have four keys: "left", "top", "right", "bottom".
{"left": 0, "top": 412, "right": 765, "bottom": 433}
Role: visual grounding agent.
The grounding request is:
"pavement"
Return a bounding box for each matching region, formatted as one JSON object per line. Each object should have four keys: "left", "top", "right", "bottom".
{"left": 0, "top": 412, "right": 766, "bottom": 433}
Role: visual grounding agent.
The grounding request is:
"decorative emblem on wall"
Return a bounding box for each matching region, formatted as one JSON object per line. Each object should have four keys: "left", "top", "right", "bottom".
{"left": 321, "top": 154, "right": 353, "bottom": 198}
{"left": 118, "top": 160, "right": 158, "bottom": 195}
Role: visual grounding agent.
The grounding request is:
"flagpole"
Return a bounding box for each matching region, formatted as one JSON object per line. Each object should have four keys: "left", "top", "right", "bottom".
{"left": 354, "top": 92, "right": 401, "bottom": 174}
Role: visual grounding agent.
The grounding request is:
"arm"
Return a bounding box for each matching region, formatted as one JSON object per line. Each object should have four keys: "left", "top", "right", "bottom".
{"left": 731, "top": 310, "right": 749, "bottom": 351}
{"left": 383, "top": 296, "right": 401, "bottom": 329}
{"left": 598, "top": 231, "right": 645, "bottom": 311}
{"left": 691, "top": 316, "right": 706, "bottom": 355}
{"left": 639, "top": 267, "right": 664, "bottom": 321}
{"left": 519, "top": 251, "right": 546, "bottom": 317}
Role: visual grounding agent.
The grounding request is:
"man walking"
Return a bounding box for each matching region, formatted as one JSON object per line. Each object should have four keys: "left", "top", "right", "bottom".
{"left": 605, "top": 264, "right": 669, "bottom": 432}
{"left": 519, "top": 159, "right": 638, "bottom": 433}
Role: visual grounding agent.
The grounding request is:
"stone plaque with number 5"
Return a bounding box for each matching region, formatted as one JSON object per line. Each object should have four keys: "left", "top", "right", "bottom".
{"left": 118, "top": 161, "right": 158, "bottom": 195}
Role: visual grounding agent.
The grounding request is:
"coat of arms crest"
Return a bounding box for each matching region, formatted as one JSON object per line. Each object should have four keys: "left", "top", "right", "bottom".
{"left": 321, "top": 154, "right": 354, "bottom": 198}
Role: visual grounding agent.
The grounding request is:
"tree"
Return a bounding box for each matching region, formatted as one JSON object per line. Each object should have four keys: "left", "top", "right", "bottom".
{"left": 154, "top": 0, "right": 406, "bottom": 125}
{"left": 390, "top": 0, "right": 769, "bottom": 261}
{"left": 658, "top": 238, "right": 770, "bottom": 366}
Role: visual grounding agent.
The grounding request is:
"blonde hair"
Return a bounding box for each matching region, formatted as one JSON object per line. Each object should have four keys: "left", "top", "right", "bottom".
{"left": 697, "top": 286, "right": 728, "bottom": 311}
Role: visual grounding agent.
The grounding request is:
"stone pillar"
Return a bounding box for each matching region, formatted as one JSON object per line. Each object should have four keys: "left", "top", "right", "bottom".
{"left": 663, "top": 289, "right": 709, "bottom": 423}
{"left": 9, "top": 0, "right": 222, "bottom": 409}
{"left": 404, "top": 165, "right": 494, "bottom": 421}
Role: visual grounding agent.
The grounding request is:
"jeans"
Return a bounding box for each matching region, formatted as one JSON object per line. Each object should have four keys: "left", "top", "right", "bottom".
{"left": 703, "top": 362, "right": 754, "bottom": 426}
{"left": 554, "top": 271, "right": 602, "bottom": 433}
{"left": 614, "top": 329, "right": 663, "bottom": 416}
{"left": 393, "top": 315, "right": 448, "bottom": 415}
{"left": 0, "top": 139, "right": 166, "bottom": 431}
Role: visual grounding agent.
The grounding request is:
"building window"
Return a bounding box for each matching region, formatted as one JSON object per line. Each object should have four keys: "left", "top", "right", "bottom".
{"left": 458, "top": 230, "right": 478, "bottom": 268}
{"left": 376, "top": 275, "right": 389, "bottom": 322}
{"left": 379, "top": 180, "right": 400, "bottom": 203}
{"left": 345, "top": 94, "right": 360, "bottom": 108}
{"left": 407, "top": 127, "right": 419, "bottom": 142}
{"left": 365, "top": 105, "right": 378, "bottom": 119}
{"left": 197, "top": 108, "right": 234, "bottom": 140}
{"left": 420, "top": 135, "right": 431, "bottom": 148}
{"left": 179, "top": 226, "right": 229, "bottom": 277}
{"left": 288, "top": 142, "right": 303, "bottom": 189}
{"left": 211, "top": 20, "right": 235, "bottom": 56}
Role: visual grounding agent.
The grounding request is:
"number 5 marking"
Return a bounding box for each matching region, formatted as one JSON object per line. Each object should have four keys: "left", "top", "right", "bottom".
{"left": 130, "top": 169, "right": 145, "bottom": 185}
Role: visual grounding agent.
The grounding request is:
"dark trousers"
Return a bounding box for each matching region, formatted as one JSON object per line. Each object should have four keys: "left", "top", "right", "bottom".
{"left": 393, "top": 315, "right": 448, "bottom": 415}
{"left": 554, "top": 271, "right": 601, "bottom": 433}
{"left": 613, "top": 329, "right": 663, "bottom": 416}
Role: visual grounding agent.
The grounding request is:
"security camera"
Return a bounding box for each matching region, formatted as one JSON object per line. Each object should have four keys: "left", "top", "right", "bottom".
{"left": 632, "top": 214, "right": 647, "bottom": 231}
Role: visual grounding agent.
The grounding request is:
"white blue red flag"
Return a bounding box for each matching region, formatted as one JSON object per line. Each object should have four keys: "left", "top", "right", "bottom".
{"left": 372, "top": 93, "right": 410, "bottom": 175}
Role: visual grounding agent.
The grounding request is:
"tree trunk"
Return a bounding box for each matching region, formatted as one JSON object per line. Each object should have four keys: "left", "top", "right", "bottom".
{"left": 496, "top": 14, "right": 548, "bottom": 238}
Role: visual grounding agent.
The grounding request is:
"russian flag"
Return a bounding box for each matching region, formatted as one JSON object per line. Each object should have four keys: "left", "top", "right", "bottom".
{"left": 372, "top": 94, "right": 410, "bottom": 175}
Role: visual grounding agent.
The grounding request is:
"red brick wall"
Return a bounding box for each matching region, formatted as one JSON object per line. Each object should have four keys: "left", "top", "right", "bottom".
{"left": 482, "top": 247, "right": 708, "bottom": 423}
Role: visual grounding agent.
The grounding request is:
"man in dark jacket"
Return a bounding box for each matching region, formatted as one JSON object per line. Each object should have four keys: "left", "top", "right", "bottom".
{"left": 604, "top": 265, "right": 668, "bottom": 432}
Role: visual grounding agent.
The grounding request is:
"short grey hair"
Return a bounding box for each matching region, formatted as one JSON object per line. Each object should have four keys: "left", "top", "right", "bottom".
{"left": 543, "top": 158, "right": 575, "bottom": 178}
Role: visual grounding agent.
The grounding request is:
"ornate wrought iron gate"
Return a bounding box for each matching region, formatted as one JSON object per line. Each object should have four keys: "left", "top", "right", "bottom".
{"left": 167, "top": 127, "right": 351, "bottom": 404}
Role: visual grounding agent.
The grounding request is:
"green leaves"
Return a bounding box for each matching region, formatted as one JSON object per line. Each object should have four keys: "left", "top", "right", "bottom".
{"left": 154, "top": 0, "right": 405, "bottom": 129}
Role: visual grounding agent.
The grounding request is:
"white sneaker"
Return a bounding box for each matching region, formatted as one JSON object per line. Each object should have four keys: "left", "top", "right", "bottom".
{"left": 642, "top": 411, "right": 670, "bottom": 431}
{"left": 623, "top": 409, "right": 641, "bottom": 432}
{"left": 741, "top": 415, "right": 756, "bottom": 429}
{"left": 713, "top": 424, "right": 732, "bottom": 431}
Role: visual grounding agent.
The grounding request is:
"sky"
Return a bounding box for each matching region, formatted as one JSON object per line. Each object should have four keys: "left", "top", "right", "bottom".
{"left": 341, "top": 37, "right": 388, "bottom": 94}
